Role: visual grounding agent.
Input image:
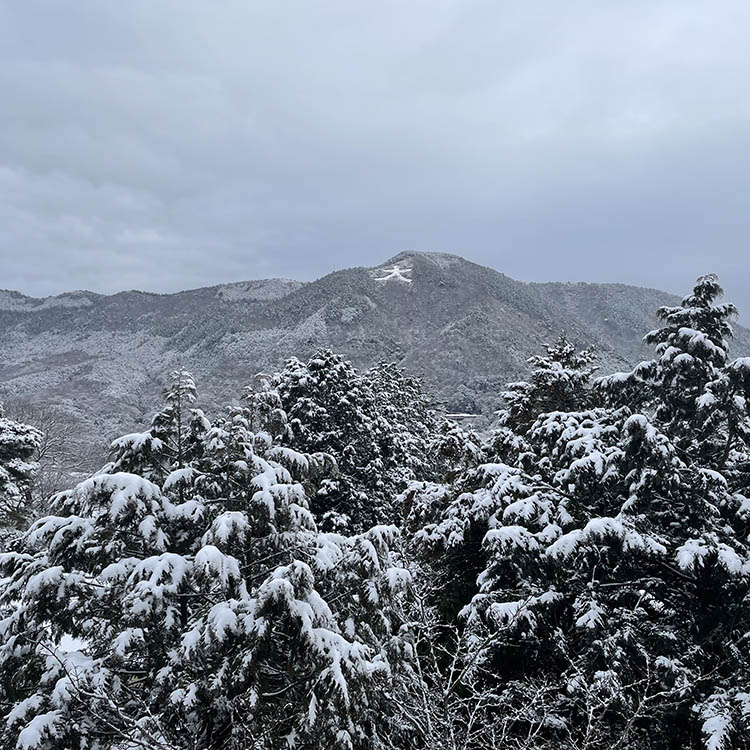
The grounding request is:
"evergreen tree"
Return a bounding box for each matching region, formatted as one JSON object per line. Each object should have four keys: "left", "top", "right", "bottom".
{"left": 410, "top": 406, "right": 750, "bottom": 748}
{"left": 253, "top": 350, "right": 437, "bottom": 532}
{"left": 429, "top": 418, "right": 484, "bottom": 481}
{"left": 107, "top": 368, "right": 209, "bottom": 486}
{"left": 499, "top": 331, "right": 598, "bottom": 435}
{"left": 0, "top": 404, "right": 42, "bottom": 535}
{"left": 597, "top": 273, "right": 750, "bottom": 525}
{"left": 0, "top": 376, "right": 413, "bottom": 750}
{"left": 643, "top": 273, "right": 736, "bottom": 434}
{"left": 599, "top": 274, "right": 748, "bottom": 467}
{"left": 366, "top": 361, "right": 438, "bottom": 484}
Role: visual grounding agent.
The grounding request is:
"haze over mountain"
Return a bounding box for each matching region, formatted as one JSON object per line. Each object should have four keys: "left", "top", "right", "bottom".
{"left": 2, "top": 251, "right": 748, "bottom": 472}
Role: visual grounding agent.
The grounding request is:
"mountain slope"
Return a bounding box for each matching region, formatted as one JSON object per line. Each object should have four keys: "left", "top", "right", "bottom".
{"left": 2, "top": 252, "right": 747, "bottom": 468}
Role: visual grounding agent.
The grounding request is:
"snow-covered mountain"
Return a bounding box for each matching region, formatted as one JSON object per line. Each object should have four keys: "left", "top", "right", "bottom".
{"left": 2, "top": 251, "right": 748, "bottom": 467}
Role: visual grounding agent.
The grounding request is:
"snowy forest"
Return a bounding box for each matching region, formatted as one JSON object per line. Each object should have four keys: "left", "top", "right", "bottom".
{"left": 1, "top": 273, "right": 749, "bottom": 750}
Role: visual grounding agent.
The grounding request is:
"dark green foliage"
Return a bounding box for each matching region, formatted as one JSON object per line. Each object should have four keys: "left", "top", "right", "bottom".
{"left": 499, "top": 331, "right": 599, "bottom": 434}
{"left": 255, "top": 350, "right": 438, "bottom": 531}
{"left": 599, "top": 274, "right": 750, "bottom": 471}
{"left": 0, "top": 404, "right": 42, "bottom": 533}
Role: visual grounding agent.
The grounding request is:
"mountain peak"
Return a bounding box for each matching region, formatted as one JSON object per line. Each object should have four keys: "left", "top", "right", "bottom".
{"left": 383, "top": 250, "right": 466, "bottom": 269}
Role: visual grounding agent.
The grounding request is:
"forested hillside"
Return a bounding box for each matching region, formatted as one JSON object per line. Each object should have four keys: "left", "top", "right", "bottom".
{"left": 1, "top": 273, "right": 749, "bottom": 749}
{"left": 5, "top": 253, "right": 748, "bottom": 491}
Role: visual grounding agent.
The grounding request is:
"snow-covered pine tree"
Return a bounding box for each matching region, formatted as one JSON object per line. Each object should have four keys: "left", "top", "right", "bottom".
{"left": 242, "top": 372, "right": 289, "bottom": 435}
{"left": 643, "top": 273, "right": 736, "bottom": 433}
{"left": 488, "top": 332, "right": 599, "bottom": 475}
{"left": 107, "top": 368, "right": 210, "bottom": 486}
{"left": 0, "top": 376, "right": 413, "bottom": 750}
{"left": 498, "top": 331, "right": 598, "bottom": 435}
{"left": 428, "top": 417, "right": 484, "bottom": 482}
{"left": 0, "top": 403, "right": 42, "bottom": 535}
{"left": 598, "top": 273, "right": 750, "bottom": 536}
{"left": 599, "top": 275, "right": 748, "bottom": 465}
{"left": 406, "top": 281, "right": 750, "bottom": 749}
{"left": 252, "top": 350, "right": 437, "bottom": 532}
{"left": 366, "top": 361, "right": 438, "bottom": 483}
{"left": 253, "top": 351, "right": 384, "bottom": 531}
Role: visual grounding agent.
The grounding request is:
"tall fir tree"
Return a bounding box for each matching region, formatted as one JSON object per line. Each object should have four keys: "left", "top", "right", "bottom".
{"left": 107, "top": 368, "right": 209, "bottom": 486}
{"left": 366, "top": 361, "right": 438, "bottom": 484}
{"left": 252, "top": 350, "right": 437, "bottom": 532}
{"left": 0, "top": 404, "right": 42, "bottom": 536}
{"left": 598, "top": 273, "right": 750, "bottom": 529}
{"left": 599, "top": 274, "right": 749, "bottom": 468}
{"left": 499, "top": 331, "right": 598, "bottom": 435}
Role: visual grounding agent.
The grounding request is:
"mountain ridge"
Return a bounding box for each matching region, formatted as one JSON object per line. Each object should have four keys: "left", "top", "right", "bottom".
{"left": 2, "top": 252, "right": 748, "bottom": 473}
{"left": 2, "top": 249, "right": 677, "bottom": 305}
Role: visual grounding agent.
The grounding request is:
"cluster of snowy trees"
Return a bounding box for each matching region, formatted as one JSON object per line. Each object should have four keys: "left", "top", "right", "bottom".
{"left": 0, "top": 406, "right": 42, "bottom": 544}
{"left": 1, "top": 274, "right": 749, "bottom": 749}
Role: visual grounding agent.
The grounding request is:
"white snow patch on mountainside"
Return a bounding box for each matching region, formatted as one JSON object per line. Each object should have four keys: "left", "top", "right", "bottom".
{"left": 374, "top": 265, "right": 413, "bottom": 284}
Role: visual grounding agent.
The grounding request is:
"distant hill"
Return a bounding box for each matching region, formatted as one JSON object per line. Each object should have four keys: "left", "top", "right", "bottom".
{"left": 2, "top": 251, "right": 748, "bottom": 471}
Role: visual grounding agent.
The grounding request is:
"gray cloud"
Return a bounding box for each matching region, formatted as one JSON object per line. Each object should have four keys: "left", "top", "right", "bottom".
{"left": 1, "top": 0, "right": 749, "bottom": 320}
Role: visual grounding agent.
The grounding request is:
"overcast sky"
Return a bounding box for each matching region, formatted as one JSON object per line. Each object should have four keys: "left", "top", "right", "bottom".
{"left": 1, "top": 1, "right": 749, "bottom": 316}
